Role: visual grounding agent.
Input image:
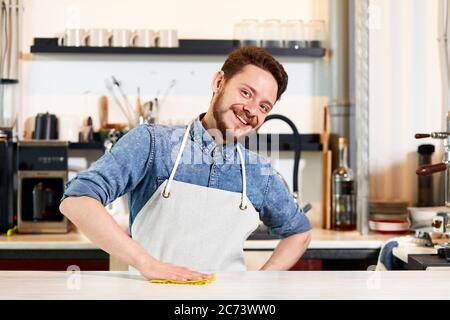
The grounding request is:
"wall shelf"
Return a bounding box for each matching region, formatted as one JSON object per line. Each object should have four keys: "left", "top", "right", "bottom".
{"left": 13, "top": 135, "right": 321, "bottom": 151}
{"left": 30, "top": 38, "right": 326, "bottom": 57}
{"left": 66, "top": 134, "right": 322, "bottom": 152}
{"left": 68, "top": 142, "right": 105, "bottom": 150}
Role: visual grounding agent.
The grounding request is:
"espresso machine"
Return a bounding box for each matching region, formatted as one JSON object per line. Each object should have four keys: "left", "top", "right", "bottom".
{"left": 17, "top": 140, "right": 70, "bottom": 233}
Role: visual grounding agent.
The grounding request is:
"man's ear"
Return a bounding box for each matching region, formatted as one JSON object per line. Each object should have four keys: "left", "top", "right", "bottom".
{"left": 211, "top": 70, "right": 225, "bottom": 94}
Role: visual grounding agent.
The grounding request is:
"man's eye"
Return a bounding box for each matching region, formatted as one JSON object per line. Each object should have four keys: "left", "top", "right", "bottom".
{"left": 241, "top": 89, "right": 251, "bottom": 98}
{"left": 261, "top": 105, "right": 270, "bottom": 112}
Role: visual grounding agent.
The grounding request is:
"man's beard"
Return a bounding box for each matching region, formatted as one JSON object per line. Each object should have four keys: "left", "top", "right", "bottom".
{"left": 211, "top": 91, "right": 238, "bottom": 142}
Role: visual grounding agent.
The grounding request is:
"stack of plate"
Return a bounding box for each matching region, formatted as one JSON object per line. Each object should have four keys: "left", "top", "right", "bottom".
{"left": 369, "top": 201, "right": 410, "bottom": 234}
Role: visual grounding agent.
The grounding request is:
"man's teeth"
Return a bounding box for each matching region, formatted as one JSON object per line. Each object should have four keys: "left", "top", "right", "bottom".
{"left": 236, "top": 114, "right": 248, "bottom": 125}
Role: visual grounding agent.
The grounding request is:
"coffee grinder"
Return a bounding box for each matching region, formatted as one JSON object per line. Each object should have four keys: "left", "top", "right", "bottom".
{"left": 17, "top": 140, "right": 70, "bottom": 233}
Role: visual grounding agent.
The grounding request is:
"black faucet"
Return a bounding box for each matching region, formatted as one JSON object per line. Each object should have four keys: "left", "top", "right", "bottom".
{"left": 259, "top": 114, "right": 311, "bottom": 214}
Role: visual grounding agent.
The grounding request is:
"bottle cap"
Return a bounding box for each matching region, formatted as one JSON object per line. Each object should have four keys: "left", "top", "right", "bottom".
{"left": 338, "top": 137, "right": 347, "bottom": 146}
{"left": 418, "top": 144, "right": 435, "bottom": 155}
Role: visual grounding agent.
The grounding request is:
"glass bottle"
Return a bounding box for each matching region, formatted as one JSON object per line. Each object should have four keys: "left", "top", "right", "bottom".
{"left": 331, "top": 137, "right": 356, "bottom": 230}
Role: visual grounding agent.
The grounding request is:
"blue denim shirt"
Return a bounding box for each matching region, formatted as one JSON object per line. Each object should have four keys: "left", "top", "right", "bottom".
{"left": 62, "top": 114, "right": 312, "bottom": 238}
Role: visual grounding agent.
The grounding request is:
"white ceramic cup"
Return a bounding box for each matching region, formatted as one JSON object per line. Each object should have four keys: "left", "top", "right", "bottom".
{"left": 132, "top": 29, "right": 156, "bottom": 47}
{"left": 156, "top": 29, "right": 179, "bottom": 48}
{"left": 110, "top": 29, "right": 133, "bottom": 47}
{"left": 87, "top": 28, "right": 111, "bottom": 47}
{"left": 57, "top": 29, "right": 88, "bottom": 47}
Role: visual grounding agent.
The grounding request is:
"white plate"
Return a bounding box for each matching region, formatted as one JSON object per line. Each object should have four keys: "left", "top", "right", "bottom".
{"left": 369, "top": 220, "right": 410, "bottom": 233}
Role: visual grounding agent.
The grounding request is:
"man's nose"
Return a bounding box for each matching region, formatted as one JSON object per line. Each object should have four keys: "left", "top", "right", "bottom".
{"left": 243, "top": 102, "right": 258, "bottom": 117}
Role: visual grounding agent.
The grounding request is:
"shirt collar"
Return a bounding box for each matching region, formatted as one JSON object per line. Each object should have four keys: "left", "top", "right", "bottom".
{"left": 190, "top": 113, "right": 236, "bottom": 161}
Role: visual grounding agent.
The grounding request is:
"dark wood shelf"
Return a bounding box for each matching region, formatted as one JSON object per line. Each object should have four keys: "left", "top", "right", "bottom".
{"left": 0, "top": 79, "right": 19, "bottom": 84}
{"left": 30, "top": 38, "right": 326, "bottom": 57}
{"left": 68, "top": 134, "right": 322, "bottom": 152}
{"left": 68, "top": 142, "right": 105, "bottom": 150}
{"left": 14, "top": 134, "right": 321, "bottom": 152}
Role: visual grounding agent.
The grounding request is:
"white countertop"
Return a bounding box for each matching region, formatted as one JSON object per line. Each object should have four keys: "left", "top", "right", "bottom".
{"left": 1, "top": 270, "right": 449, "bottom": 300}
{"left": 0, "top": 229, "right": 396, "bottom": 250}
{"left": 0, "top": 231, "right": 96, "bottom": 250}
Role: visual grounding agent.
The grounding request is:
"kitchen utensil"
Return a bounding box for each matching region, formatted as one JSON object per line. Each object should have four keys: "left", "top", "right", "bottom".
{"left": 416, "top": 162, "right": 447, "bottom": 176}
{"left": 32, "top": 112, "right": 58, "bottom": 139}
{"left": 156, "top": 29, "right": 179, "bottom": 48}
{"left": 98, "top": 95, "right": 109, "bottom": 129}
{"left": 57, "top": 29, "right": 89, "bottom": 47}
{"left": 111, "top": 76, "right": 135, "bottom": 120}
{"left": 158, "top": 79, "right": 176, "bottom": 108}
{"left": 141, "top": 100, "right": 153, "bottom": 123}
{"left": 132, "top": 29, "right": 156, "bottom": 47}
{"left": 135, "top": 87, "right": 142, "bottom": 118}
{"left": 104, "top": 78, "right": 134, "bottom": 126}
{"left": 87, "top": 28, "right": 111, "bottom": 47}
{"left": 78, "top": 116, "right": 94, "bottom": 143}
{"left": 110, "top": 29, "right": 133, "bottom": 47}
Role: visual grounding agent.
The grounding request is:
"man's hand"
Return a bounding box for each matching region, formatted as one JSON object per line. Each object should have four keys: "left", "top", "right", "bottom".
{"left": 135, "top": 254, "right": 213, "bottom": 281}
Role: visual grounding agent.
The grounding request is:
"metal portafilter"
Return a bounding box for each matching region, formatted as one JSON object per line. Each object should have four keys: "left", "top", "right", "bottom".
{"left": 415, "top": 132, "right": 450, "bottom": 139}
{"left": 416, "top": 162, "right": 447, "bottom": 176}
{"left": 415, "top": 125, "right": 450, "bottom": 207}
{"left": 415, "top": 133, "right": 447, "bottom": 176}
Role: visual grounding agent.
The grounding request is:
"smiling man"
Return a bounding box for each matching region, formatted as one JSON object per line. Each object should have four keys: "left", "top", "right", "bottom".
{"left": 60, "top": 46, "right": 312, "bottom": 282}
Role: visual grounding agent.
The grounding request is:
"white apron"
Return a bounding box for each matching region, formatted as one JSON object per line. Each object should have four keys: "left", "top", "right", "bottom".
{"left": 130, "top": 121, "right": 260, "bottom": 274}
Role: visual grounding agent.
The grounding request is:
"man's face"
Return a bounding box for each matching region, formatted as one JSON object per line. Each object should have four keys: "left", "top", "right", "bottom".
{"left": 210, "top": 64, "right": 278, "bottom": 140}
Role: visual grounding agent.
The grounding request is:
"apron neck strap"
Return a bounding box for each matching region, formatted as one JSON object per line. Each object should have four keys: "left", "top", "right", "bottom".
{"left": 162, "top": 120, "right": 248, "bottom": 210}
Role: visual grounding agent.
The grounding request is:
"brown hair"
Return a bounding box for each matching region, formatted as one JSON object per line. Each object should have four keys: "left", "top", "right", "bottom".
{"left": 220, "top": 46, "right": 288, "bottom": 101}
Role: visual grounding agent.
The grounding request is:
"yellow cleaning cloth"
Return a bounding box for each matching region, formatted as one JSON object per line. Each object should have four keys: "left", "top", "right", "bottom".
{"left": 150, "top": 273, "right": 216, "bottom": 285}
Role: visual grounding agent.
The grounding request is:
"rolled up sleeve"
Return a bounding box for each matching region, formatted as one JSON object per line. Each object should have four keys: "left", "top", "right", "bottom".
{"left": 61, "top": 124, "right": 155, "bottom": 206}
{"left": 259, "top": 169, "right": 312, "bottom": 238}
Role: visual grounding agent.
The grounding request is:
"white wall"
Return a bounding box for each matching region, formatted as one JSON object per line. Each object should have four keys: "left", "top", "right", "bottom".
{"left": 369, "top": 0, "right": 443, "bottom": 205}
{"left": 19, "top": 0, "right": 329, "bottom": 226}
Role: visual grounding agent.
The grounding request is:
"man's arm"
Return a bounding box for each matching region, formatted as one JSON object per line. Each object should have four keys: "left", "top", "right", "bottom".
{"left": 60, "top": 196, "right": 212, "bottom": 281}
{"left": 260, "top": 231, "right": 311, "bottom": 271}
